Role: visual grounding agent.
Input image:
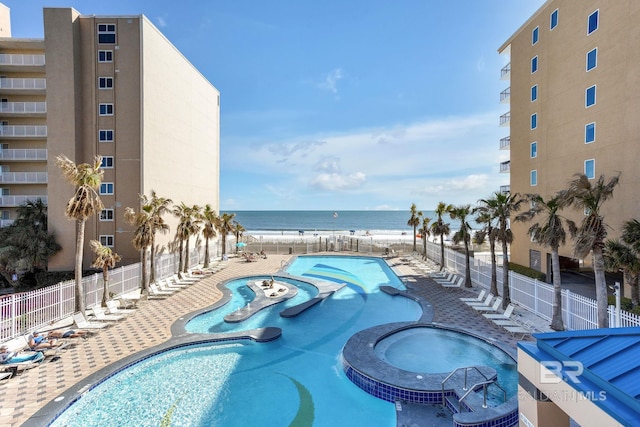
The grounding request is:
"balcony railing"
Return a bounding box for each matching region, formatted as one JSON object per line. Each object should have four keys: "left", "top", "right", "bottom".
{"left": 500, "top": 87, "right": 510, "bottom": 103}
{"left": 0, "top": 54, "right": 45, "bottom": 66}
{"left": 0, "top": 195, "right": 47, "bottom": 207}
{"left": 500, "top": 185, "right": 511, "bottom": 194}
{"left": 0, "top": 219, "right": 14, "bottom": 227}
{"left": 0, "top": 125, "right": 47, "bottom": 137}
{"left": 0, "top": 149, "right": 47, "bottom": 161}
{"left": 0, "top": 102, "right": 47, "bottom": 114}
{"left": 499, "top": 112, "right": 510, "bottom": 127}
{"left": 500, "top": 161, "right": 511, "bottom": 173}
{"left": 0, "top": 78, "right": 46, "bottom": 90}
{"left": 501, "top": 63, "right": 511, "bottom": 80}
{"left": 0, "top": 172, "right": 48, "bottom": 184}
{"left": 500, "top": 136, "right": 511, "bottom": 150}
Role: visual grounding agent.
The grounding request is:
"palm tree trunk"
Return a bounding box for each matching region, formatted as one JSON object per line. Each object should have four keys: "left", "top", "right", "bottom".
{"left": 501, "top": 238, "right": 510, "bottom": 309}
{"left": 439, "top": 234, "right": 445, "bottom": 271}
{"left": 550, "top": 248, "right": 565, "bottom": 331}
{"left": 101, "top": 268, "right": 109, "bottom": 307}
{"left": 183, "top": 237, "right": 190, "bottom": 273}
{"left": 422, "top": 238, "right": 427, "bottom": 260}
{"left": 178, "top": 239, "right": 184, "bottom": 273}
{"left": 413, "top": 226, "right": 417, "bottom": 252}
{"left": 75, "top": 219, "right": 86, "bottom": 314}
{"left": 221, "top": 234, "right": 227, "bottom": 257}
{"left": 489, "top": 238, "right": 498, "bottom": 296}
{"left": 150, "top": 234, "right": 156, "bottom": 283}
{"left": 141, "top": 247, "right": 148, "bottom": 291}
{"left": 204, "top": 237, "right": 210, "bottom": 268}
{"left": 592, "top": 246, "right": 609, "bottom": 328}
{"left": 463, "top": 240, "right": 472, "bottom": 288}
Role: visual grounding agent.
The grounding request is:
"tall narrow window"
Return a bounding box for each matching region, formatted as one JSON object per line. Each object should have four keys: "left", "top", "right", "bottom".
{"left": 588, "top": 10, "right": 599, "bottom": 34}
{"left": 585, "top": 85, "right": 596, "bottom": 107}
{"left": 99, "top": 129, "right": 114, "bottom": 142}
{"left": 98, "top": 24, "right": 116, "bottom": 44}
{"left": 100, "top": 156, "right": 114, "bottom": 168}
{"left": 530, "top": 142, "right": 537, "bottom": 158}
{"left": 550, "top": 9, "right": 559, "bottom": 30}
{"left": 100, "top": 182, "right": 114, "bottom": 195}
{"left": 99, "top": 103, "right": 114, "bottom": 116}
{"left": 99, "top": 235, "right": 114, "bottom": 247}
{"left": 586, "top": 48, "right": 597, "bottom": 71}
{"left": 585, "top": 159, "right": 595, "bottom": 179}
{"left": 100, "top": 209, "right": 114, "bottom": 221}
{"left": 531, "top": 113, "right": 537, "bottom": 130}
{"left": 532, "top": 26, "right": 539, "bottom": 45}
{"left": 531, "top": 85, "right": 538, "bottom": 102}
{"left": 585, "top": 122, "right": 596, "bottom": 144}
{"left": 530, "top": 170, "right": 538, "bottom": 186}
{"left": 98, "top": 77, "right": 113, "bottom": 89}
{"left": 531, "top": 56, "right": 538, "bottom": 73}
{"left": 98, "top": 50, "right": 113, "bottom": 62}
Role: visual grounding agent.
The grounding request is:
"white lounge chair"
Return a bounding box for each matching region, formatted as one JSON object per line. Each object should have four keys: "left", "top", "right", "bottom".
{"left": 149, "top": 283, "right": 174, "bottom": 297}
{"left": 72, "top": 312, "right": 108, "bottom": 329}
{"left": 466, "top": 293, "right": 494, "bottom": 307}
{"left": 106, "top": 300, "right": 135, "bottom": 315}
{"left": 118, "top": 289, "right": 141, "bottom": 308}
{"left": 460, "top": 290, "right": 486, "bottom": 303}
{"left": 473, "top": 297, "right": 503, "bottom": 312}
{"left": 483, "top": 304, "right": 516, "bottom": 320}
{"left": 503, "top": 320, "right": 534, "bottom": 339}
{"left": 159, "top": 279, "right": 188, "bottom": 290}
{"left": 441, "top": 277, "right": 464, "bottom": 289}
{"left": 89, "top": 306, "right": 125, "bottom": 322}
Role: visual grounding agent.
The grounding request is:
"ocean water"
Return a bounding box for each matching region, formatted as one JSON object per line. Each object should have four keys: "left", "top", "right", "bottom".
{"left": 220, "top": 210, "right": 444, "bottom": 235}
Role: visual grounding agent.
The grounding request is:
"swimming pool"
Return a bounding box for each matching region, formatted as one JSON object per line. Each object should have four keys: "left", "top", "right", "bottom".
{"left": 48, "top": 256, "right": 422, "bottom": 426}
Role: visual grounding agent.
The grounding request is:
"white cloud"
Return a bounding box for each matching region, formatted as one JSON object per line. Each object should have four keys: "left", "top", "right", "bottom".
{"left": 310, "top": 171, "right": 366, "bottom": 191}
{"left": 317, "top": 68, "right": 344, "bottom": 94}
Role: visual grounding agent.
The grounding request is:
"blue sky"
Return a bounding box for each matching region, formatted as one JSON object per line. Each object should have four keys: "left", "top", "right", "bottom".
{"left": 4, "top": 0, "right": 545, "bottom": 211}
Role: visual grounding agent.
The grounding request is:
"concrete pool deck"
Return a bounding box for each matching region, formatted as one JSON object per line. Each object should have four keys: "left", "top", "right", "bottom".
{"left": 0, "top": 253, "right": 546, "bottom": 426}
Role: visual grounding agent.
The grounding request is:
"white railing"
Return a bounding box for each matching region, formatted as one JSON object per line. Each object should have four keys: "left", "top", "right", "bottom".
{"left": 500, "top": 161, "right": 510, "bottom": 173}
{"left": 0, "top": 54, "right": 46, "bottom": 66}
{"left": 0, "top": 195, "right": 48, "bottom": 207}
{"left": 499, "top": 112, "right": 510, "bottom": 127}
{"left": 501, "top": 63, "right": 511, "bottom": 80}
{"left": 500, "top": 87, "right": 510, "bottom": 103}
{"left": 0, "top": 125, "right": 47, "bottom": 137}
{"left": 424, "top": 241, "right": 640, "bottom": 331}
{"left": 499, "top": 185, "right": 510, "bottom": 194}
{"left": 0, "top": 149, "right": 47, "bottom": 161}
{"left": 0, "top": 78, "right": 46, "bottom": 90}
{"left": 0, "top": 172, "right": 48, "bottom": 184}
{"left": 0, "top": 101, "right": 47, "bottom": 114}
{"left": 499, "top": 136, "right": 510, "bottom": 150}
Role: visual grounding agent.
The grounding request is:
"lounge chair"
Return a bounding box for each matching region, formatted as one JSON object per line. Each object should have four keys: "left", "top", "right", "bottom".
{"left": 460, "top": 290, "right": 486, "bottom": 303}
{"left": 89, "top": 306, "right": 125, "bottom": 322}
{"left": 117, "top": 289, "right": 141, "bottom": 308}
{"left": 171, "top": 274, "right": 197, "bottom": 284}
{"left": 503, "top": 320, "right": 534, "bottom": 339}
{"left": 431, "top": 272, "right": 454, "bottom": 283}
{"left": 106, "top": 300, "right": 136, "bottom": 315}
{"left": 149, "top": 283, "right": 174, "bottom": 297}
{"left": 465, "top": 293, "right": 494, "bottom": 307}
{"left": 1, "top": 348, "right": 45, "bottom": 375}
{"left": 483, "top": 304, "right": 516, "bottom": 320}
{"left": 158, "top": 278, "right": 188, "bottom": 290}
{"left": 472, "top": 297, "right": 503, "bottom": 312}
{"left": 72, "top": 312, "right": 109, "bottom": 329}
{"left": 441, "top": 277, "right": 463, "bottom": 289}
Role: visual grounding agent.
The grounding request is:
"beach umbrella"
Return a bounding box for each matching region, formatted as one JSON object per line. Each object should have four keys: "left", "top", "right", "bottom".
{"left": 236, "top": 242, "right": 246, "bottom": 247}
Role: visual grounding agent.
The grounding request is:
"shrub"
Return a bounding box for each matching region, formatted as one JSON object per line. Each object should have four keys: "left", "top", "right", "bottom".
{"left": 509, "top": 263, "right": 546, "bottom": 282}
{"left": 608, "top": 295, "right": 634, "bottom": 311}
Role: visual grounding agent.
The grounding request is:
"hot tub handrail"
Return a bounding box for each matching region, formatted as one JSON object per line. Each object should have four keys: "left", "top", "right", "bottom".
{"left": 441, "top": 366, "right": 491, "bottom": 407}
{"left": 458, "top": 380, "right": 507, "bottom": 411}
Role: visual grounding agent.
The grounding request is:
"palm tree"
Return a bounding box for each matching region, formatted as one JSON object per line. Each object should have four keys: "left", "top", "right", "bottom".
{"left": 173, "top": 203, "right": 202, "bottom": 274}
{"left": 621, "top": 219, "right": 640, "bottom": 307}
{"left": 124, "top": 205, "right": 153, "bottom": 291}
{"left": 516, "top": 193, "right": 575, "bottom": 331}
{"left": 56, "top": 154, "right": 104, "bottom": 314}
{"left": 200, "top": 204, "right": 218, "bottom": 268}
{"left": 143, "top": 191, "right": 172, "bottom": 283}
{"left": 407, "top": 203, "right": 422, "bottom": 252}
{"left": 561, "top": 173, "right": 620, "bottom": 328}
{"left": 604, "top": 239, "right": 640, "bottom": 308}
{"left": 419, "top": 217, "right": 431, "bottom": 260}
{"left": 474, "top": 205, "right": 499, "bottom": 297}
{"left": 217, "top": 213, "right": 236, "bottom": 258}
{"left": 480, "top": 192, "right": 523, "bottom": 309}
{"left": 90, "top": 240, "right": 121, "bottom": 307}
{"left": 430, "top": 202, "right": 452, "bottom": 270}
{"left": 449, "top": 205, "right": 473, "bottom": 288}
{"left": 233, "top": 221, "right": 245, "bottom": 254}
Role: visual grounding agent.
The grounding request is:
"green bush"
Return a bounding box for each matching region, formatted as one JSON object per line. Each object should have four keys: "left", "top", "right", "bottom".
{"left": 608, "top": 295, "right": 634, "bottom": 311}
{"left": 509, "top": 263, "right": 546, "bottom": 282}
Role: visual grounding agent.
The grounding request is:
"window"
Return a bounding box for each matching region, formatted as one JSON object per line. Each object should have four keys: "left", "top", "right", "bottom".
{"left": 550, "top": 9, "right": 559, "bottom": 30}
{"left": 531, "top": 56, "right": 538, "bottom": 73}
{"left": 531, "top": 85, "right": 538, "bottom": 102}
{"left": 532, "top": 26, "right": 539, "bottom": 45}
{"left": 99, "top": 77, "right": 113, "bottom": 89}
{"left": 101, "top": 156, "right": 114, "bottom": 168}
{"left": 99, "top": 235, "right": 114, "bottom": 247}
{"left": 99, "top": 129, "right": 114, "bottom": 142}
{"left": 100, "top": 209, "right": 114, "bottom": 221}
{"left": 99, "top": 103, "right": 114, "bottom": 116}
{"left": 98, "top": 50, "right": 113, "bottom": 62}
{"left": 100, "top": 182, "right": 114, "bottom": 195}
{"left": 530, "top": 170, "right": 538, "bottom": 186}
{"left": 98, "top": 24, "right": 116, "bottom": 44}
{"left": 585, "top": 159, "right": 595, "bottom": 179}
{"left": 588, "top": 10, "right": 599, "bottom": 34}
{"left": 586, "top": 48, "right": 597, "bottom": 71}
{"left": 585, "top": 85, "right": 596, "bottom": 107}
{"left": 531, "top": 113, "right": 537, "bottom": 130}
{"left": 530, "top": 142, "right": 537, "bottom": 158}
{"left": 585, "top": 122, "right": 596, "bottom": 144}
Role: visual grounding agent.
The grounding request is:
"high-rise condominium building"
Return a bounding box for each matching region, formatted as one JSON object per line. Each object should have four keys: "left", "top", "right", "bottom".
{"left": 0, "top": 4, "right": 220, "bottom": 271}
{"left": 498, "top": 1, "right": 639, "bottom": 284}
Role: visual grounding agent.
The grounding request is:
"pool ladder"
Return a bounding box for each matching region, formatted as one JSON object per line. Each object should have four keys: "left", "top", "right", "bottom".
{"left": 441, "top": 366, "right": 507, "bottom": 412}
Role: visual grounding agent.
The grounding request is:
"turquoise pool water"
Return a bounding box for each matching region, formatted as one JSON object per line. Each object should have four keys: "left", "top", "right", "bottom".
{"left": 50, "top": 256, "right": 421, "bottom": 427}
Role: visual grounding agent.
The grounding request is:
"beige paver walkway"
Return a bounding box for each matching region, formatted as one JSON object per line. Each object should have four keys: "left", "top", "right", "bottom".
{"left": 0, "top": 253, "right": 546, "bottom": 426}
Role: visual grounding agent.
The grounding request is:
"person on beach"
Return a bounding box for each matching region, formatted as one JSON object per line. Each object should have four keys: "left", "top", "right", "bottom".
{"left": 27, "top": 331, "right": 64, "bottom": 351}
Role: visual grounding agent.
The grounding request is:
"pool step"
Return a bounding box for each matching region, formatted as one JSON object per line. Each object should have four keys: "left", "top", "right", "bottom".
{"left": 444, "top": 395, "right": 471, "bottom": 414}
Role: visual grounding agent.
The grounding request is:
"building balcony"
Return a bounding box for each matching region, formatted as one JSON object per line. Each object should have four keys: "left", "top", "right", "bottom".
{"left": 0, "top": 149, "right": 47, "bottom": 161}
{"left": 499, "top": 112, "right": 510, "bottom": 127}
{"left": 500, "top": 185, "right": 510, "bottom": 194}
{"left": 0, "top": 101, "right": 46, "bottom": 115}
{"left": 500, "top": 87, "right": 510, "bottom": 104}
{"left": 0, "top": 195, "right": 47, "bottom": 207}
{"left": 0, "top": 125, "right": 47, "bottom": 138}
{"left": 500, "top": 136, "right": 510, "bottom": 150}
{"left": 0, "top": 219, "right": 14, "bottom": 227}
{"left": 0, "top": 54, "right": 45, "bottom": 66}
{"left": 501, "top": 63, "right": 511, "bottom": 80}
{"left": 0, "top": 172, "right": 48, "bottom": 184}
{"left": 0, "top": 78, "right": 46, "bottom": 94}
{"left": 500, "top": 161, "right": 511, "bottom": 173}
